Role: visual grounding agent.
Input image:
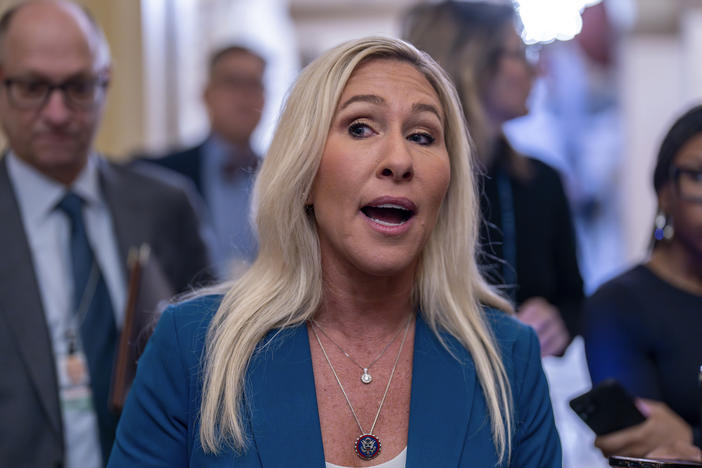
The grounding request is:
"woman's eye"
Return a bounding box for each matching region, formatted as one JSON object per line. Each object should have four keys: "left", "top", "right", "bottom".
{"left": 348, "top": 122, "right": 374, "bottom": 138}
{"left": 408, "top": 132, "right": 435, "bottom": 145}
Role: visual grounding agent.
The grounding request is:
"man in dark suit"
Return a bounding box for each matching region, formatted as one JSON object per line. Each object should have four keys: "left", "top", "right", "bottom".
{"left": 144, "top": 44, "right": 266, "bottom": 277}
{"left": 0, "top": 2, "right": 210, "bottom": 467}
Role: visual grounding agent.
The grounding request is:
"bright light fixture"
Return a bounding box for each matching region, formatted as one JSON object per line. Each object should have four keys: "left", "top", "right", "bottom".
{"left": 515, "top": 0, "right": 603, "bottom": 44}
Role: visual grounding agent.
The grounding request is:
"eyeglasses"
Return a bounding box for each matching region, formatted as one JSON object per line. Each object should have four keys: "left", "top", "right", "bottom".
{"left": 2, "top": 75, "right": 109, "bottom": 110}
{"left": 497, "top": 44, "right": 541, "bottom": 67}
{"left": 671, "top": 166, "right": 702, "bottom": 202}
{"left": 211, "top": 75, "right": 264, "bottom": 93}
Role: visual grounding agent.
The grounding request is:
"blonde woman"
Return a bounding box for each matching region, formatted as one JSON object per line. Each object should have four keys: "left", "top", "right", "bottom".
{"left": 108, "top": 37, "right": 560, "bottom": 467}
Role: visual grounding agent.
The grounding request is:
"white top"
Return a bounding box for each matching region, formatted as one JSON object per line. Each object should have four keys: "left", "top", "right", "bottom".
{"left": 326, "top": 447, "right": 407, "bottom": 468}
{"left": 7, "top": 152, "right": 127, "bottom": 468}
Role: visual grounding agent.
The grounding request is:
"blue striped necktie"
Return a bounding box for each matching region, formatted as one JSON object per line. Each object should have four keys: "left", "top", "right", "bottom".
{"left": 56, "top": 191, "right": 118, "bottom": 463}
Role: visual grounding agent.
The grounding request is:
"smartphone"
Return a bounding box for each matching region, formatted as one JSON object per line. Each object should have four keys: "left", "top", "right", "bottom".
{"left": 569, "top": 379, "right": 646, "bottom": 435}
{"left": 610, "top": 455, "right": 702, "bottom": 467}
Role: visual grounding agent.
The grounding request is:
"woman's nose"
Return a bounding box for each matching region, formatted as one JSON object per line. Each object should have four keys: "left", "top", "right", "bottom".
{"left": 378, "top": 134, "right": 414, "bottom": 182}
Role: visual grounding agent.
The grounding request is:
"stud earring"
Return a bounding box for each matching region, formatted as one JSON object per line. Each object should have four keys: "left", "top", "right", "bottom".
{"left": 654, "top": 212, "right": 674, "bottom": 241}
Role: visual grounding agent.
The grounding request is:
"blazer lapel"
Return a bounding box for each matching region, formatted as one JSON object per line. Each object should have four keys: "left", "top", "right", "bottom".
{"left": 246, "top": 325, "right": 325, "bottom": 467}
{"left": 187, "top": 144, "right": 204, "bottom": 195}
{"left": 98, "top": 159, "right": 143, "bottom": 272}
{"left": 406, "top": 315, "right": 476, "bottom": 467}
{"left": 0, "top": 158, "right": 63, "bottom": 436}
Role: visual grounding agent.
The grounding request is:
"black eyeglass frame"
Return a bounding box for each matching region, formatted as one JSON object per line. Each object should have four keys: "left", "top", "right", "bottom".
{"left": 2, "top": 74, "right": 110, "bottom": 111}
{"left": 670, "top": 165, "right": 702, "bottom": 203}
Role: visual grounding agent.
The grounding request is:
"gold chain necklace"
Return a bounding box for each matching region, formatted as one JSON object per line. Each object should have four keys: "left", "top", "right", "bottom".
{"left": 311, "top": 318, "right": 406, "bottom": 384}
{"left": 310, "top": 315, "right": 412, "bottom": 461}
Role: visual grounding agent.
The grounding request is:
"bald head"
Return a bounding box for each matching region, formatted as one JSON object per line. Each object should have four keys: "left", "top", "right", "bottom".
{"left": 0, "top": 0, "right": 112, "bottom": 185}
{"left": 0, "top": 0, "right": 110, "bottom": 69}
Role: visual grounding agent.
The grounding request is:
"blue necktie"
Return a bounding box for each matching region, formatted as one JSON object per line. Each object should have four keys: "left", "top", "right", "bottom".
{"left": 57, "top": 192, "right": 118, "bottom": 463}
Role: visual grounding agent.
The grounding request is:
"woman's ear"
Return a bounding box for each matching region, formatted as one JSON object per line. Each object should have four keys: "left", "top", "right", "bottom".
{"left": 657, "top": 183, "right": 674, "bottom": 215}
{"left": 306, "top": 179, "right": 318, "bottom": 206}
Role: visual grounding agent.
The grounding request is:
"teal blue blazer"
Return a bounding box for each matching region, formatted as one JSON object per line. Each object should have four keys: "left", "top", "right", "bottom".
{"left": 108, "top": 296, "right": 561, "bottom": 467}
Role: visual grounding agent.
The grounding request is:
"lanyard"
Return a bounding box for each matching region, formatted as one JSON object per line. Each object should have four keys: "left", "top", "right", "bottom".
{"left": 65, "top": 261, "right": 99, "bottom": 354}
{"left": 496, "top": 169, "right": 517, "bottom": 298}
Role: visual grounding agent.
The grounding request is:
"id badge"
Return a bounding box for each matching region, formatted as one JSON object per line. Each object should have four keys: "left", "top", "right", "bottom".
{"left": 58, "top": 350, "right": 94, "bottom": 412}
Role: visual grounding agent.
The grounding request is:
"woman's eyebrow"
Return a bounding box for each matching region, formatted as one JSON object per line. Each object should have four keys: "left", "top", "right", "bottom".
{"left": 412, "top": 102, "right": 443, "bottom": 123}
{"left": 339, "top": 94, "right": 384, "bottom": 110}
{"left": 340, "top": 95, "right": 442, "bottom": 121}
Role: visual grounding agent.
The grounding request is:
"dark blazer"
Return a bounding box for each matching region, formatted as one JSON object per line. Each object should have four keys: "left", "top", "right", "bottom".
{"left": 108, "top": 296, "right": 562, "bottom": 467}
{"left": 0, "top": 156, "right": 211, "bottom": 468}
{"left": 143, "top": 144, "right": 206, "bottom": 196}
{"left": 480, "top": 152, "right": 584, "bottom": 337}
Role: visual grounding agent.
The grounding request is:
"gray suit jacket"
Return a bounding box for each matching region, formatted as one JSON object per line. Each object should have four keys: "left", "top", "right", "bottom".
{"left": 0, "top": 156, "right": 212, "bottom": 468}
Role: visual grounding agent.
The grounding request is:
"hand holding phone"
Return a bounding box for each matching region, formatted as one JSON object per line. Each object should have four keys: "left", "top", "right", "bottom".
{"left": 597, "top": 399, "right": 695, "bottom": 458}
{"left": 569, "top": 379, "right": 646, "bottom": 436}
{"left": 609, "top": 455, "right": 702, "bottom": 467}
{"left": 647, "top": 441, "right": 702, "bottom": 463}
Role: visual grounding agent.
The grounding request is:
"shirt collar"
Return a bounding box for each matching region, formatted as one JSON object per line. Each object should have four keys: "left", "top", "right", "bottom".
{"left": 71, "top": 155, "right": 102, "bottom": 207}
{"left": 204, "top": 133, "right": 256, "bottom": 163}
{"left": 7, "top": 151, "right": 104, "bottom": 226}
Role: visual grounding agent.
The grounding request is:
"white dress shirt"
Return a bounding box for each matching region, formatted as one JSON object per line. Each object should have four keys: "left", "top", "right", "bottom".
{"left": 7, "top": 152, "right": 126, "bottom": 468}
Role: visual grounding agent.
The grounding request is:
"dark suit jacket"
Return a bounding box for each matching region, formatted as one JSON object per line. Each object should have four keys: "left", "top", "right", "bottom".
{"left": 140, "top": 140, "right": 259, "bottom": 199}
{"left": 108, "top": 296, "right": 562, "bottom": 467}
{"left": 480, "top": 152, "right": 584, "bottom": 337}
{"left": 0, "top": 156, "right": 211, "bottom": 468}
{"left": 142, "top": 144, "right": 205, "bottom": 196}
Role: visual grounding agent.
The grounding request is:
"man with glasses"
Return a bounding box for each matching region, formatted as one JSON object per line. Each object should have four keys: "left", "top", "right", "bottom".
{"left": 142, "top": 44, "right": 266, "bottom": 278}
{"left": 0, "top": 2, "right": 211, "bottom": 467}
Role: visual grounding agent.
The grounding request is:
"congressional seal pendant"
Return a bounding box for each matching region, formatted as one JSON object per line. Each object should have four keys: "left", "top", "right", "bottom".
{"left": 355, "top": 434, "right": 381, "bottom": 460}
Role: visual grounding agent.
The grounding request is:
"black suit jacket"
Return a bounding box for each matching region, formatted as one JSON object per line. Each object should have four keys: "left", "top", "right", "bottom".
{"left": 143, "top": 144, "right": 205, "bottom": 196}
{"left": 0, "top": 156, "right": 211, "bottom": 468}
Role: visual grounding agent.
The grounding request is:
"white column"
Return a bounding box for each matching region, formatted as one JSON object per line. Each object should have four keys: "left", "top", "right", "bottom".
{"left": 618, "top": 34, "right": 683, "bottom": 263}
{"left": 680, "top": 7, "right": 702, "bottom": 103}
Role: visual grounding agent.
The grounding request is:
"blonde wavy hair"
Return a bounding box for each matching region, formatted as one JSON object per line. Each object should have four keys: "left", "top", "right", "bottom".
{"left": 200, "top": 36, "right": 514, "bottom": 462}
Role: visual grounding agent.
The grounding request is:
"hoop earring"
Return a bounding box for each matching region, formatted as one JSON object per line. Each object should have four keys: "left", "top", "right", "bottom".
{"left": 654, "top": 212, "right": 674, "bottom": 241}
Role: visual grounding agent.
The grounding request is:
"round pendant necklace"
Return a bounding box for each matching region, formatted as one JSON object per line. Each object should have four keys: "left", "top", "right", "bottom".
{"left": 311, "top": 317, "right": 406, "bottom": 384}
{"left": 310, "top": 315, "right": 411, "bottom": 461}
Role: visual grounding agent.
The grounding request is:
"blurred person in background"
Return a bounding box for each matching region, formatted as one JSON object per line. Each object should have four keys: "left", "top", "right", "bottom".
{"left": 403, "top": 0, "right": 583, "bottom": 359}
{"left": 583, "top": 104, "right": 702, "bottom": 458}
{"left": 504, "top": 0, "right": 629, "bottom": 294}
{"left": 142, "top": 44, "right": 265, "bottom": 278}
{"left": 0, "top": 1, "right": 210, "bottom": 467}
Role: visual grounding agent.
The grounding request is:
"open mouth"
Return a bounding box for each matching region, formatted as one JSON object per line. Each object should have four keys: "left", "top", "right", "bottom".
{"left": 361, "top": 203, "right": 415, "bottom": 227}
